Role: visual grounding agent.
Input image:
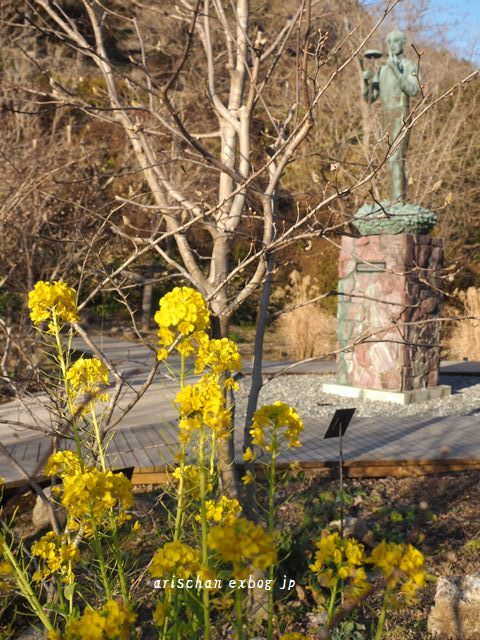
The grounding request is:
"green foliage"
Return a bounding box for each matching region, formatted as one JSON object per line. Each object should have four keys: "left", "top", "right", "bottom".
{"left": 330, "top": 620, "right": 367, "bottom": 640}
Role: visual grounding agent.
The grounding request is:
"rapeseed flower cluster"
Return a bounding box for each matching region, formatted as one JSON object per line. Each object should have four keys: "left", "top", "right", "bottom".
{"left": 251, "top": 402, "right": 304, "bottom": 453}
{"left": 63, "top": 600, "right": 136, "bottom": 640}
{"left": 194, "top": 337, "right": 242, "bottom": 381}
{"left": 207, "top": 517, "right": 276, "bottom": 579}
{"left": 172, "top": 464, "right": 212, "bottom": 499}
{"left": 44, "top": 450, "right": 82, "bottom": 478}
{"left": 61, "top": 469, "right": 133, "bottom": 533}
{"left": 31, "top": 532, "right": 79, "bottom": 583}
{"left": 154, "top": 286, "right": 210, "bottom": 359}
{"left": 175, "top": 377, "right": 231, "bottom": 443}
{"left": 149, "top": 541, "right": 200, "bottom": 579}
{"left": 45, "top": 452, "right": 133, "bottom": 534}
{"left": 310, "top": 532, "right": 370, "bottom": 598}
{"left": 369, "top": 541, "right": 427, "bottom": 601}
{"left": 280, "top": 634, "right": 310, "bottom": 640}
{"left": 66, "top": 357, "right": 109, "bottom": 404}
{"left": 204, "top": 496, "right": 242, "bottom": 524}
{"left": 28, "top": 281, "right": 79, "bottom": 329}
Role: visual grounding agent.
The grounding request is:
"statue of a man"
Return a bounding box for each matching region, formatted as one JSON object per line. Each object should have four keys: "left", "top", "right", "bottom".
{"left": 363, "top": 30, "right": 419, "bottom": 203}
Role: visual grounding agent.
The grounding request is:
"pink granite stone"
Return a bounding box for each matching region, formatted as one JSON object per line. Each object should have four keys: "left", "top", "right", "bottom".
{"left": 336, "top": 233, "right": 443, "bottom": 392}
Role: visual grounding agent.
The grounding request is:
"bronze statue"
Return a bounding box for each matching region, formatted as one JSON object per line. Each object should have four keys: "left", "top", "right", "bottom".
{"left": 363, "top": 30, "right": 420, "bottom": 203}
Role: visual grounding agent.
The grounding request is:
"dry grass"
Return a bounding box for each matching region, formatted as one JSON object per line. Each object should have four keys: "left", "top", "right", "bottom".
{"left": 447, "top": 287, "right": 480, "bottom": 359}
{"left": 275, "top": 271, "right": 337, "bottom": 359}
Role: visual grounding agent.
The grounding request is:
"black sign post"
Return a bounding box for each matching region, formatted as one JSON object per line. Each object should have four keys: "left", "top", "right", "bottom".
{"left": 324, "top": 408, "right": 356, "bottom": 537}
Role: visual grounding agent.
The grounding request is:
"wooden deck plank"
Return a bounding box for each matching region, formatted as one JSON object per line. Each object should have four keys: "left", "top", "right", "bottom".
{"left": 117, "top": 427, "right": 158, "bottom": 468}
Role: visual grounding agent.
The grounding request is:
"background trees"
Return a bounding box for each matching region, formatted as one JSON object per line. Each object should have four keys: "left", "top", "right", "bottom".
{"left": 0, "top": 0, "right": 478, "bottom": 481}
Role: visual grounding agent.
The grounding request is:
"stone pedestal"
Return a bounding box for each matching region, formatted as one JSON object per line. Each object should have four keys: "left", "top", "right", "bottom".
{"left": 330, "top": 234, "right": 449, "bottom": 398}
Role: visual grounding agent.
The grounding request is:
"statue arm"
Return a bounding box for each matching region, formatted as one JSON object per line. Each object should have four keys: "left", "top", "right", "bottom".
{"left": 398, "top": 59, "right": 420, "bottom": 96}
{"left": 363, "top": 69, "right": 379, "bottom": 103}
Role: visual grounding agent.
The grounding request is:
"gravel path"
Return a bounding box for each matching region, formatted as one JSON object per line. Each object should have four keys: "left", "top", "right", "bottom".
{"left": 234, "top": 374, "right": 480, "bottom": 423}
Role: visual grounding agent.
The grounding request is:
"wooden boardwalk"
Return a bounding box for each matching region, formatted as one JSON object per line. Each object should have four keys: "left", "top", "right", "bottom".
{"left": 3, "top": 411, "right": 480, "bottom": 488}
{"left": 1, "top": 336, "right": 480, "bottom": 488}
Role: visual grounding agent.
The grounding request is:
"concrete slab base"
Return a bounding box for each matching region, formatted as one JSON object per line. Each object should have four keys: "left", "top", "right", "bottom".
{"left": 322, "top": 383, "right": 452, "bottom": 405}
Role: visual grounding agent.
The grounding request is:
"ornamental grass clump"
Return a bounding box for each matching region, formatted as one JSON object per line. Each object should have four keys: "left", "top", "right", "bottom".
{"left": 0, "top": 283, "right": 429, "bottom": 639}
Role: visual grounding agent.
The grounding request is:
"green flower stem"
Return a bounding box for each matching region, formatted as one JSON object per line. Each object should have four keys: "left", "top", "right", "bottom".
{"left": 51, "top": 312, "right": 83, "bottom": 468}
{"left": 91, "top": 409, "right": 106, "bottom": 472}
{"left": 2, "top": 543, "right": 55, "bottom": 633}
{"left": 110, "top": 517, "right": 129, "bottom": 602}
{"left": 161, "top": 590, "right": 173, "bottom": 640}
{"left": 327, "top": 578, "right": 339, "bottom": 624}
{"left": 174, "top": 353, "right": 187, "bottom": 542}
{"left": 198, "top": 429, "right": 211, "bottom": 640}
{"left": 90, "top": 520, "right": 111, "bottom": 599}
{"left": 374, "top": 587, "right": 391, "bottom": 640}
{"left": 235, "top": 588, "right": 244, "bottom": 640}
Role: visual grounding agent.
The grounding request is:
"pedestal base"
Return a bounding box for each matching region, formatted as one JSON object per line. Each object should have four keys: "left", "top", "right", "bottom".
{"left": 322, "top": 383, "right": 451, "bottom": 405}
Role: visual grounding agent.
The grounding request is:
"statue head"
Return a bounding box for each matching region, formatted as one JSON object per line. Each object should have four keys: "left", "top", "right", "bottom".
{"left": 386, "top": 30, "right": 406, "bottom": 56}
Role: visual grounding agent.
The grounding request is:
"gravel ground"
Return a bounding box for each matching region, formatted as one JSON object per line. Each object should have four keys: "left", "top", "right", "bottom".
{"left": 234, "top": 374, "right": 480, "bottom": 422}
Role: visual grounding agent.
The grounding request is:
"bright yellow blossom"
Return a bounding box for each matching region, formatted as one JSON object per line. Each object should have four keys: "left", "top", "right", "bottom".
{"left": 208, "top": 517, "right": 276, "bottom": 579}
{"left": 241, "top": 470, "right": 255, "bottom": 485}
{"left": 201, "top": 496, "right": 242, "bottom": 525}
{"left": 251, "top": 402, "right": 303, "bottom": 453}
{"left": 369, "top": 541, "right": 427, "bottom": 602}
{"left": 28, "top": 281, "right": 79, "bottom": 327}
{"left": 242, "top": 447, "right": 255, "bottom": 462}
{"left": 280, "top": 634, "right": 311, "bottom": 640}
{"left": 194, "top": 337, "right": 242, "bottom": 376}
{"left": 44, "top": 450, "right": 82, "bottom": 478}
{"left": 64, "top": 600, "right": 136, "bottom": 640}
{"left": 66, "top": 357, "right": 109, "bottom": 403}
{"left": 175, "top": 377, "right": 231, "bottom": 443}
{"left": 58, "top": 468, "right": 133, "bottom": 534}
{"left": 310, "top": 532, "right": 370, "bottom": 599}
{"left": 154, "top": 287, "right": 210, "bottom": 360}
{"left": 31, "top": 531, "right": 79, "bottom": 583}
{"left": 149, "top": 541, "right": 200, "bottom": 580}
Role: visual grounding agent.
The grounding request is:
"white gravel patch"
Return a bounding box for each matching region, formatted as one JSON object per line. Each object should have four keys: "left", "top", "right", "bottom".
{"left": 234, "top": 374, "right": 480, "bottom": 424}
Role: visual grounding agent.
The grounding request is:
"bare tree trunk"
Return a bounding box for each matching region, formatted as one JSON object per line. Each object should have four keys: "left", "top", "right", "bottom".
{"left": 243, "top": 250, "right": 275, "bottom": 518}
{"left": 141, "top": 280, "right": 153, "bottom": 332}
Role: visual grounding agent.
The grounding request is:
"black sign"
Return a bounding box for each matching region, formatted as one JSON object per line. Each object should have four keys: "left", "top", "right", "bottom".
{"left": 324, "top": 408, "right": 356, "bottom": 439}
{"left": 356, "top": 261, "right": 386, "bottom": 273}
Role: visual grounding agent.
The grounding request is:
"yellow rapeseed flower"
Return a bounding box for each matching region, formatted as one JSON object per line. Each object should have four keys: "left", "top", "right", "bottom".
{"left": 154, "top": 287, "right": 210, "bottom": 360}
{"left": 28, "top": 281, "right": 79, "bottom": 328}
{"left": 241, "top": 470, "right": 254, "bottom": 485}
{"left": 202, "top": 496, "right": 242, "bottom": 525}
{"left": 369, "top": 541, "right": 427, "bottom": 601}
{"left": 64, "top": 600, "right": 136, "bottom": 640}
{"left": 251, "top": 402, "right": 303, "bottom": 453}
{"left": 58, "top": 468, "right": 133, "bottom": 534}
{"left": 208, "top": 517, "right": 276, "bottom": 578}
{"left": 175, "top": 377, "right": 231, "bottom": 443}
{"left": 280, "top": 634, "right": 311, "bottom": 640}
{"left": 149, "top": 541, "right": 200, "bottom": 580}
{"left": 194, "top": 337, "right": 242, "bottom": 377}
{"left": 31, "top": 531, "right": 79, "bottom": 583}
{"left": 44, "top": 450, "right": 82, "bottom": 478}
{"left": 310, "top": 532, "right": 370, "bottom": 598}
{"left": 66, "top": 357, "right": 109, "bottom": 404}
